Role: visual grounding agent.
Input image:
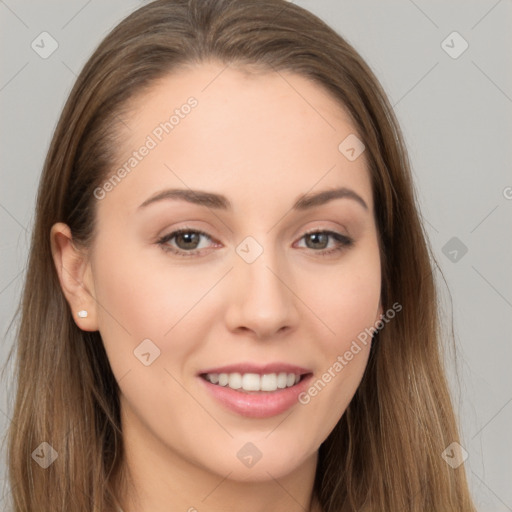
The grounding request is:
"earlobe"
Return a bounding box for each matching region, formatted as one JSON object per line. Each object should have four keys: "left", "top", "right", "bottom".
{"left": 50, "top": 222, "right": 98, "bottom": 331}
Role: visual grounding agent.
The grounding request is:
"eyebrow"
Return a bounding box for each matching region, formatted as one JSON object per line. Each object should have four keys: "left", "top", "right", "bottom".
{"left": 138, "top": 186, "right": 368, "bottom": 211}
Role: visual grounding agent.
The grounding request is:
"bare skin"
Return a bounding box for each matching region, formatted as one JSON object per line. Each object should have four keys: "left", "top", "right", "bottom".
{"left": 52, "top": 62, "right": 382, "bottom": 512}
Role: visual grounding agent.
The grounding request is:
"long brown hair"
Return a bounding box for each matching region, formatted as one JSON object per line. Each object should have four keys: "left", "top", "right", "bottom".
{"left": 4, "top": 0, "right": 476, "bottom": 510}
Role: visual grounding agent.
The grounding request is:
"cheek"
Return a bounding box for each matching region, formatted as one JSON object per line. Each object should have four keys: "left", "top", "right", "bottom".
{"left": 91, "top": 237, "right": 226, "bottom": 374}
{"left": 293, "top": 243, "right": 380, "bottom": 429}
{"left": 298, "top": 241, "right": 381, "bottom": 346}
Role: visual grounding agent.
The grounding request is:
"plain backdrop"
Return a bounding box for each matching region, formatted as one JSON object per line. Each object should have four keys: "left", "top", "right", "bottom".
{"left": 1, "top": 1, "right": 511, "bottom": 510}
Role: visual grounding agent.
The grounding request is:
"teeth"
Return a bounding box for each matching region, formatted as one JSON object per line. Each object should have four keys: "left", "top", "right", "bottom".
{"left": 243, "top": 373, "right": 261, "bottom": 391}
{"left": 204, "top": 372, "right": 302, "bottom": 392}
{"left": 260, "top": 373, "right": 276, "bottom": 391}
{"left": 228, "top": 373, "right": 242, "bottom": 389}
{"left": 277, "top": 372, "right": 287, "bottom": 389}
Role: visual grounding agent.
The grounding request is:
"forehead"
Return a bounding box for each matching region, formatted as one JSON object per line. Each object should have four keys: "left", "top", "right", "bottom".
{"left": 101, "top": 62, "right": 373, "bottom": 214}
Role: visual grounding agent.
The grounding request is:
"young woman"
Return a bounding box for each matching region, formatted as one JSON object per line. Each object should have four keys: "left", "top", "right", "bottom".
{"left": 5, "top": 0, "right": 476, "bottom": 510}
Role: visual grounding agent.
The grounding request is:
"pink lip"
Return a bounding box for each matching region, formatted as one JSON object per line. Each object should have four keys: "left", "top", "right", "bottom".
{"left": 197, "top": 372, "right": 314, "bottom": 419}
{"left": 198, "top": 362, "right": 311, "bottom": 376}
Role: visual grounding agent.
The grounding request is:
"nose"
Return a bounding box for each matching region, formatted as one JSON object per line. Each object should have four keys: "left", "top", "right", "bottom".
{"left": 224, "top": 246, "right": 300, "bottom": 339}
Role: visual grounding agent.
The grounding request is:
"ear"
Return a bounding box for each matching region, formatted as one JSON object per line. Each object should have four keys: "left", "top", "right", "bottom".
{"left": 50, "top": 222, "right": 98, "bottom": 331}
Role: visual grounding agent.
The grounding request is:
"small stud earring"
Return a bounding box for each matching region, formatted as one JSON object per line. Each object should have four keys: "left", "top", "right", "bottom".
{"left": 77, "top": 310, "right": 88, "bottom": 318}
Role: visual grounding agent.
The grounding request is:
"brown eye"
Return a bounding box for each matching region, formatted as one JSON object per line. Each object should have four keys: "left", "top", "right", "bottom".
{"left": 295, "top": 230, "right": 354, "bottom": 254}
{"left": 158, "top": 229, "right": 217, "bottom": 255}
{"left": 304, "top": 232, "right": 329, "bottom": 249}
{"left": 174, "top": 231, "right": 201, "bottom": 250}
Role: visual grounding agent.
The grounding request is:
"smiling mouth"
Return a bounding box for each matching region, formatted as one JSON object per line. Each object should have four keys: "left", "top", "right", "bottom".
{"left": 200, "top": 372, "right": 311, "bottom": 393}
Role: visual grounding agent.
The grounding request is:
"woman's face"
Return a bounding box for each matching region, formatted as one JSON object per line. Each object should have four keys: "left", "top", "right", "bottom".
{"left": 83, "top": 63, "right": 382, "bottom": 482}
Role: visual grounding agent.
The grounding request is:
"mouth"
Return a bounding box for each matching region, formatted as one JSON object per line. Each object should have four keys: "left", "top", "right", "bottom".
{"left": 200, "top": 371, "right": 310, "bottom": 394}
{"left": 197, "top": 363, "right": 313, "bottom": 418}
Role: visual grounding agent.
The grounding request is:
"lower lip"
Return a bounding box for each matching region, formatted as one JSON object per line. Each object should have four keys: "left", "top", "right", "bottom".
{"left": 198, "top": 374, "right": 313, "bottom": 419}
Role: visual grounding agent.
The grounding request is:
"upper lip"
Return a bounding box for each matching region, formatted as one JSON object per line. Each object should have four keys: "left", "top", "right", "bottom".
{"left": 198, "top": 362, "right": 312, "bottom": 376}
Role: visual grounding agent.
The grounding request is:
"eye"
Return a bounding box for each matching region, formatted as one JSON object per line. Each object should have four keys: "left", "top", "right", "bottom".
{"left": 157, "top": 228, "right": 354, "bottom": 257}
{"left": 295, "top": 230, "right": 353, "bottom": 255}
{"left": 157, "top": 228, "right": 219, "bottom": 256}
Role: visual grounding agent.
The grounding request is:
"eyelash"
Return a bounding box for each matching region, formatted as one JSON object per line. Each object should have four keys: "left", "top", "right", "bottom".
{"left": 156, "top": 228, "right": 354, "bottom": 258}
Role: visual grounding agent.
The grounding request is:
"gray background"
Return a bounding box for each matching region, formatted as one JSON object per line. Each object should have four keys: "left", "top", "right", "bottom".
{"left": 1, "top": 0, "right": 511, "bottom": 510}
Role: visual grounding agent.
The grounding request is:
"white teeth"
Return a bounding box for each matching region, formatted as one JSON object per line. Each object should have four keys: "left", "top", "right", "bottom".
{"left": 204, "top": 372, "right": 302, "bottom": 392}
{"left": 242, "top": 373, "right": 261, "bottom": 391}
{"left": 276, "top": 372, "right": 288, "bottom": 389}
{"left": 228, "top": 373, "right": 242, "bottom": 389}
{"left": 208, "top": 373, "right": 219, "bottom": 384}
{"left": 260, "top": 373, "right": 277, "bottom": 391}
